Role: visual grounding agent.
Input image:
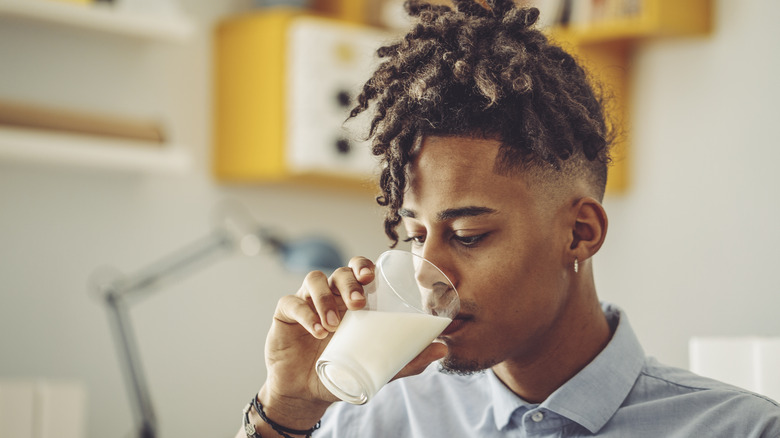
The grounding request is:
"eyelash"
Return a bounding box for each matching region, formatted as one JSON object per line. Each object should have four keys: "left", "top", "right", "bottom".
{"left": 402, "top": 233, "right": 487, "bottom": 247}
{"left": 402, "top": 235, "right": 425, "bottom": 245}
{"left": 455, "top": 234, "right": 486, "bottom": 246}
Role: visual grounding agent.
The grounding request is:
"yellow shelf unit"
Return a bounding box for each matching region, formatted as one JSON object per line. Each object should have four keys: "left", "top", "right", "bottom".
{"left": 213, "top": 0, "right": 711, "bottom": 193}
{"left": 553, "top": 0, "right": 712, "bottom": 45}
{"left": 547, "top": 0, "right": 712, "bottom": 193}
{"left": 214, "top": 9, "right": 296, "bottom": 182}
{"left": 213, "top": 8, "right": 387, "bottom": 190}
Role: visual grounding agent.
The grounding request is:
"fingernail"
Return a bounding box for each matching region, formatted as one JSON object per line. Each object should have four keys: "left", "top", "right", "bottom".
{"left": 313, "top": 323, "right": 324, "bottom": 334}
{"left": 351, "top": 291, "right": 365, "bottom": 301}
{"left": 326, "top": 310, "right": 339, "bottom": 327}
{"left": 360, "top": 267, "right": 372, "bottom": 277}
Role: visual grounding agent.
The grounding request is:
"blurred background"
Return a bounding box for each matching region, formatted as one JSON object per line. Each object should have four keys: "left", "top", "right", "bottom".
{"left": 0, "top": 0, "right": 778, "bottom": 437}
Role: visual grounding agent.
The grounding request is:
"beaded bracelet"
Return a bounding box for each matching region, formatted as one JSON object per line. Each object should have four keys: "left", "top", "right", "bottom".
{"left": 243, "top": 403, "right": 263, "bottom": 438}
{"left": 243, "top": 395, "right": 321, "bottom": 438}
{"left": 252, "top": 395, "right": 321, "bottom": 438}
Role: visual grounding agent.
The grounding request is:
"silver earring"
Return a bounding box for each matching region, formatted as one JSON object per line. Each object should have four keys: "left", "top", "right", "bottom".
{"left": 574, "top": 258, "right": 579, "bottom": 273}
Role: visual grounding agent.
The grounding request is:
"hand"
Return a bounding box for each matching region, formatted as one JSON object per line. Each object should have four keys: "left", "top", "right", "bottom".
{"left": 253, "top": 256, "right": 373, "bottom": 430}
{"left": 255, "top": 256, "right": 448, "bottom": 431}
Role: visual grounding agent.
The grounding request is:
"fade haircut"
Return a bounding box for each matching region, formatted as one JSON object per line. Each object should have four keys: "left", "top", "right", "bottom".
{"left": 350, "top": 0, "right": 613, "bottom": 246}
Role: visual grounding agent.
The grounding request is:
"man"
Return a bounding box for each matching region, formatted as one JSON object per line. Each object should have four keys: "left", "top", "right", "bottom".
{"left": 237, "top": 0, "right": 780, "bottom": 436}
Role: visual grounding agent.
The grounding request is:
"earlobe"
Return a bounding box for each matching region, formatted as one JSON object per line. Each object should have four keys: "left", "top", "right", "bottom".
{"left": 569, "top": 197, "right": 608, "bottom": 260}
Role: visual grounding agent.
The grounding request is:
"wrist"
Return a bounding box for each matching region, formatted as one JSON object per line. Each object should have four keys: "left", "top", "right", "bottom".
{"left": 257, "top": 386, "right": 330, "bottom": 433}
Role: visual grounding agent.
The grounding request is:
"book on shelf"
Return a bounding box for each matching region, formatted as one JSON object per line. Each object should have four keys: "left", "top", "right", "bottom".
{"left": 45, "top": 0, "right": 95, "bottom": 5}
{"left": 0, "top": 100, "right": 165, "bottom": 144}
{"left": 519, "top": 0, "right": 643, "bottom": 28}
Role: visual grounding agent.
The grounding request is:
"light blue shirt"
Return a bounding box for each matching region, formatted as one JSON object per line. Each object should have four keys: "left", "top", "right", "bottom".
{"left": 314, "top": 303, "right": 780, "bottom": 437}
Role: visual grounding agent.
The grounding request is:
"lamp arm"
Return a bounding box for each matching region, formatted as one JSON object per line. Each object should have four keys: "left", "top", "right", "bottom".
{"left": 99, "top": 228, "right": 240, "bottom": 438}
{"left": 104, "top": 293, "right": 157, "bottom": 438}
{"left": 113, "top": 229, "right": 235, "bottom": 301}
{"left": 92, "top": 199, "right": 344, "bottom": 438}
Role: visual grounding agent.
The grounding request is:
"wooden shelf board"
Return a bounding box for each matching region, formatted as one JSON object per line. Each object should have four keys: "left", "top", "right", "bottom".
{"left": 0, "top": 0, "right": 194, "bottom": 42}
{"left": 551, "top": 19, "right": 654, "bottom": 45}
{"left": 0, "top": 126, "right": 191, "bottom": 173}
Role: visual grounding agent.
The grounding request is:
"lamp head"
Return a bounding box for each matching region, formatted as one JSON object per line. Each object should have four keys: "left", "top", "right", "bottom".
{"left": 214, "top": 200, "right": 345, "bottom": 272}
{"left": 277, "top": 236, "right": 345, "bottom": 273}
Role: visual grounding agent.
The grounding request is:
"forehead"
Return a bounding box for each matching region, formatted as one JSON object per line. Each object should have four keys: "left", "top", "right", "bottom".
{"left": 405, "top": 136, "right": 533, "bottom": 214}
{"left": 414, "top": 135, "right": 499, "bottom": 172}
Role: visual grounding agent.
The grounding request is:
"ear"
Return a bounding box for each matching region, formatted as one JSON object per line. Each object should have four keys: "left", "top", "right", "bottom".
{"left": 568, "top": 197, "right": 608, "bottom": 261}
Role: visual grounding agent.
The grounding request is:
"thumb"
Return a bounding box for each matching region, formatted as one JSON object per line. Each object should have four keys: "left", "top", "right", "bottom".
{"left": 393, "top": 342, "right": 448, "bottom": 380}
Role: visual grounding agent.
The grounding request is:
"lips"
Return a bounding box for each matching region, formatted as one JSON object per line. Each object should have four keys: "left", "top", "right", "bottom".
{"left": 440, "top": 315, "right": 469, "bottom": 336}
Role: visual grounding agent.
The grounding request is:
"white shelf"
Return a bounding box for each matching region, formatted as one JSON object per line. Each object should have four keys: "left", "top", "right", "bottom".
{"left": 0, "top": 126, "right": 191, "bottom": 173}
{"left": 0, "top": 0, "right": 194, "bottom": 42}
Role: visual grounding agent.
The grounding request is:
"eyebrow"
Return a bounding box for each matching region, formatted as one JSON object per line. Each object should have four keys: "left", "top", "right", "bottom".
{"left": 399, "top": 206, "right": 498, "bottom": 221}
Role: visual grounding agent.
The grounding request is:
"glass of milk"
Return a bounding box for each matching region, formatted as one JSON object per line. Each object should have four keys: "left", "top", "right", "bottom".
{"left": 315, "top": 249, "right": 460, "bottom": 405}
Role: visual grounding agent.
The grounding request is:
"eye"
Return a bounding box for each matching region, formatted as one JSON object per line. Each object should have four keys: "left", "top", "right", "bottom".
{"left": 402, "top": 235, "right": 426, "bottom": 246}
{"left": 453, "top": 233, "right": 487, "bottom": 247}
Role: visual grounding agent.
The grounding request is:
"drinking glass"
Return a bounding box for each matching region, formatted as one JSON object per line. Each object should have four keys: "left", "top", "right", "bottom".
{"left": 315, "top": 250, "right": 460, "bottom": 404}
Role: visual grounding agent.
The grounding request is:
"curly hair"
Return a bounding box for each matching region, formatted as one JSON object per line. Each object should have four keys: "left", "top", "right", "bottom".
{"left": 350, "top": 0, "right": 612, "bottom": 246}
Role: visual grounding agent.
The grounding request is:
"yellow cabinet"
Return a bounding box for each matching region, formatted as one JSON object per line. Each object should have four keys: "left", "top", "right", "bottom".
{"left": 551, "top": 0, "right": 712, "bottom": 44}
{"left": 546, "top": 0, "right": 713, "bottom": 193}
{"left": 214, "top": 1, "right": 712, "bottom": 193}
{"left": 213, "top": 9, "right": 390, "bottom": 188}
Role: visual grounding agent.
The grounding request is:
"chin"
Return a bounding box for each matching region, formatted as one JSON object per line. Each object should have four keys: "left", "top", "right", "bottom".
{"left": 440, "top": 354, "right": 497, "bottom": 376}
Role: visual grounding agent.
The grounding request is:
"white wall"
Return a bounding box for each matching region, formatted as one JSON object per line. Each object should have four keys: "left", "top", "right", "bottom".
{"left": 597, "top": 0, "right": 780, "bottom": 369}
{"left": 0, "top": 2, "right": 389, "bottom": 437}
{"left": 1, "top": 0, "right": 779, "bottom": 437}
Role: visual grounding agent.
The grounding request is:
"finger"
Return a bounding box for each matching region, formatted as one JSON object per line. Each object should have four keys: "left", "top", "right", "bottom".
{"left": 299, "top": 270, "right": 341, "bottom": 332}
{"left": 274, "top": 295, "right": 329, "bottom": 339}
{"left": 343, "top": 256, "right": 375, "bottom": 307}
{"left": 393, "top": 342, "right": 447, "bottom": 380}
{"left": 329, "top": 266, "right": 367, "bottom": 311}
{"left": 348, "top": 256, "right": 376, "bottom": 285}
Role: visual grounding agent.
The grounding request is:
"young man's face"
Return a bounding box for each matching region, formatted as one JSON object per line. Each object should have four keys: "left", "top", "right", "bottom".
{"left": 400, "top": 135, "right": 575, "bottom": 372}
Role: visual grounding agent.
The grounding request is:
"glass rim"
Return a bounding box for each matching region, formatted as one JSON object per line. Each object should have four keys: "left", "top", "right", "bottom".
{"left": 375, "top": 249, "right": 459, "bottom": 316}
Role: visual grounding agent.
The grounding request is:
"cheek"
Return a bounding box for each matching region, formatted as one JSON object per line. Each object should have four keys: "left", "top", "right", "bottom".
{"left": 458, "top": 253, "right": 521, "bottom": 302}
{"left": 465, "top": 236, "right": 558, "bottom": 298}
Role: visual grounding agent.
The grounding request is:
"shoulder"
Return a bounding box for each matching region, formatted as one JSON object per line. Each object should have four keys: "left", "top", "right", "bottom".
{"left": 638, "top": 357, "right": 779, "bottom": 407}
{"left": 619, "top": 357, "right": 780, "bottom": 436}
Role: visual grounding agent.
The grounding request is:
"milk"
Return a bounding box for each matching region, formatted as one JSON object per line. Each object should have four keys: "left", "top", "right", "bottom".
{"left": 316, "top": 309, "right": 451, "bottom": 404}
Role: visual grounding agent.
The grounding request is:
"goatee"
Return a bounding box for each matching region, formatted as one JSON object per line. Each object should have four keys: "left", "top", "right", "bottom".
{"left": 438, "top": 355, "right": 496, "bottom": 376}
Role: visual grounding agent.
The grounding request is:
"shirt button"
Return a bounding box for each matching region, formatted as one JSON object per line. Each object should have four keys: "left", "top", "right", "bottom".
{"left": 531, "top": 411, "right": 544, "bottom": 423}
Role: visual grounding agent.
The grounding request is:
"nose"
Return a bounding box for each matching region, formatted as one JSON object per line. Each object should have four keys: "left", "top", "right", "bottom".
{"left": 413, "top": 253, "right": 459, "bottom": 319}
{"left": 413, "top": 256, "right": 446, "bottom": 290}
{"left": 414, "top": 241, "right": 456, "bottom": 287}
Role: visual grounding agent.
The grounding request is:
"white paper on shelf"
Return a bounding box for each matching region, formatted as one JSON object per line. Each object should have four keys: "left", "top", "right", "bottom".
{"left": 690, "top": 336, "right": 780, "bottom": 402}
{"left": 0, "top": 380, "right": 86, "bottom": 438}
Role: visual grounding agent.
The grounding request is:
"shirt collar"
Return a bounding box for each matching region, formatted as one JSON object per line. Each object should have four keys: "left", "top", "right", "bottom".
{"left": 540, "top": 303, "right": 646, "bottom": 433}
{"left": 487, "top": 366, "right": 533, "bottom": 430}
{"left": 486, "top": 303, "right": 646, "bottom": 433}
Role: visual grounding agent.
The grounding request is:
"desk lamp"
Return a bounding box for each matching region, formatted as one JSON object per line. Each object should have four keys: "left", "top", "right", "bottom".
{"left": 90, "top": 201, "right": 344, "bottom": 438}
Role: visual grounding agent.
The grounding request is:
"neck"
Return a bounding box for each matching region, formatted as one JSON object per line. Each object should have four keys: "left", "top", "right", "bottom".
{"left": 491, "top": 268, "right": 610, "bottom": 403}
